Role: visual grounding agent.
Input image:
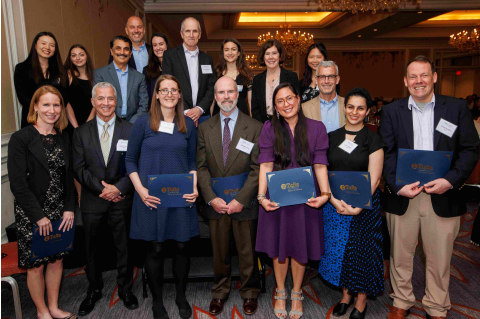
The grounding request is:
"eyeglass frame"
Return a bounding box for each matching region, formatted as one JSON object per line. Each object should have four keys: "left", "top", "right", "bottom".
{"left": 275, "top": 95, "right": 298, "bottom": 107}
{"left": 157, "top": 88, "right": 181, "bottom": 95}
{"left": 316, "top": 74, "right": 338, "bottom": 81}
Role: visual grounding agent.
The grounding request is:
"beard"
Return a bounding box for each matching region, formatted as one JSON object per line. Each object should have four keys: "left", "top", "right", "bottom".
{"left": 218, "top": 99, "right": 238, "bottom": 113}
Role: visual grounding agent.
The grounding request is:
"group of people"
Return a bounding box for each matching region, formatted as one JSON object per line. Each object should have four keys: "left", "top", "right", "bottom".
{"left": 8, "top": 14, "right": 480, "bottom": 319}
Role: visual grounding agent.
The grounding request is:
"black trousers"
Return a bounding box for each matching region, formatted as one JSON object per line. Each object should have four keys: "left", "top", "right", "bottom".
{"left": 82, "top": 206, "right": 133, "bottom": 294}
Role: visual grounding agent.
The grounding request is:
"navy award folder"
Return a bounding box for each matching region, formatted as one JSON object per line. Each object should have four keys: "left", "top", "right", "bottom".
{"left": 329, "top": 171, "right": 373, "bottom": 210}
{"left": 198, "top": 115, "right": 211, "bottom": 125}
{"left": 266, "top": 166, "right": 316, "bottom": 207}
{"left": 31, "top": 219, "right": 75, "bottom": 261}
{"left": 396, "top": 149, "right": 453, "bottom": 185}
{"left": 148, "top": 174, "right": 194, "bottom": 207}
{"left": 211, "top": 172, "right": 249, "bottom": 203}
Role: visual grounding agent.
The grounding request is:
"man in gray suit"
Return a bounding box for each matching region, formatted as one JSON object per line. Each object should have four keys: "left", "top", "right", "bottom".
{"left": 94, "top": 35, "right": 148, "bottom": 124}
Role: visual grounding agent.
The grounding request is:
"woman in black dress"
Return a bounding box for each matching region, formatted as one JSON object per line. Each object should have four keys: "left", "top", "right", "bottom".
{"left": 14, "top": 31, "right": 69, "bottom": 128}
{"left": 8, "top": 85, "right": 76, "bottom": 319}
{"left": 251, "top": 39, "right": 299, "bottom": 123}
{"left": 212, "top": 38, "right": 253, "bottom": 116}
{"left": 318, "top": 88, "right": 384, "bottom": 319}
{"left": 143, "top": 32, "right": 169, "bottom": 108}
{"left": 300, "top": 43, "right": 327, "bottom": 103}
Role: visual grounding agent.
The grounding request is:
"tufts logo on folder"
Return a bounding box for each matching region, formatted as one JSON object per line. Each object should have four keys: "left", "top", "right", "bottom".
{"left": 224, "top": 188, "right": 240, "bottom": 195}
{"left": 281, "top": 182, "right": 300, "bottom": 190}
{"left": 411, "top": 163, "right": 433, "bottom": 171}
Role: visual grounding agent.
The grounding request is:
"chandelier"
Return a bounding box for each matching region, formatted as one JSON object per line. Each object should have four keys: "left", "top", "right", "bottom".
{"left": 257, "top": 14, "right": 314, "bottom": 58}
{"left": 449, "top": 29, "right": 480, "bottom": 54}
{"left": 245, "top": 55, "right": 262, "bottom": 69}
{"left": 315, "top": 0, "right": 420, "bottom": 14}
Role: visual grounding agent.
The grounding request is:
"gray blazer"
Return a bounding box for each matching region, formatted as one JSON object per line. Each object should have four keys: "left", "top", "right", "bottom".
{"left": 93, "top": 62, "right": 148, "bottom": 124}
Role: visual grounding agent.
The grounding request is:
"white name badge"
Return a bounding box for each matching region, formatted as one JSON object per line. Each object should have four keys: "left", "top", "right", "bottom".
{"left": 201, "top": 65, "right": 213, "bottom": 74}
{"left": 159, "top": 121, "right": 175, "bottom": 134}
{"left": 116, "top": 139, "right": 128, "bottom": 151}
{"left": 237, "top": 85, "right": 244, "bottom": 92}
{"left": 338, "top": 139, "right": 358, "bottom": 154}
{"left": 435, "top": 118, "right": 457, "bottom": 138}
{"left": 236, "top": 138, "right": 254, "bottom": 154}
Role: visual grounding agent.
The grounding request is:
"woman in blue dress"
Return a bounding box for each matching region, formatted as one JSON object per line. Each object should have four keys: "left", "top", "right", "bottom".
{"left": 125, "top": 74, "right": 199, "bottom": 319}
{"left": 318, "top": 87, "right": 384, "bottom": 319}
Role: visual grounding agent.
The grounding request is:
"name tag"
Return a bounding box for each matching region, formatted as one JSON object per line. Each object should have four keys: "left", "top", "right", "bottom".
{"left": 435, "top": 118, "right": 457, "bottom": 138}
{"left": 159, "top": 121, "right": 175, "bottom": 134}
{"left": 339, "top": 139, "right": 358, "bottom": 154}
{"left": 116, "top": 139, "right": 128, "bottom": 151}
{"left": 237, "top": 85, "right": 243, "bottom": 92}
{"left": 236, "top": 138, "right": 254, "bottom": 154}
{"left": 201, "top": 65, "right": 213, "bottom": 74}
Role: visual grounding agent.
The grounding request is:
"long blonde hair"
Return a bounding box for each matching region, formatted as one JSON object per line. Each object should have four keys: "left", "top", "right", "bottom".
{"left": 27, "top": 85, "right": 68, "bottom": 132}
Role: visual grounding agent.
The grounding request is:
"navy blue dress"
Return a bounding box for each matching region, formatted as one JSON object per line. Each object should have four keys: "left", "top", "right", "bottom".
{"left": 125, "top": 114, "right": 199, "bottom": 242}
{"left": 318, "top": 126, "right": 384, "bottom": 296}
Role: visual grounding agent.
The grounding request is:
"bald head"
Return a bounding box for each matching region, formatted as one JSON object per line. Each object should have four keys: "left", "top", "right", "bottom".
{"left": 180, "top": 17, "right": 202, "bottom": 51}
{"left": 214, "top": 76, "right": 239, "bottom": 114}
{"left": 125, "top": 16, "right": 145, "bottom": 45}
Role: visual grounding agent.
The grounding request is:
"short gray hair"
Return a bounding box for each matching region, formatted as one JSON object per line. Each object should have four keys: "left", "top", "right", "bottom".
{"left": 92, "top": 82, "right": 117, "bottom": 100}
{"left": 181, "top": 17, "right": 201, "bottom": 33}
{"left": 316, "top": 60, "right": 339, "bottom": 76}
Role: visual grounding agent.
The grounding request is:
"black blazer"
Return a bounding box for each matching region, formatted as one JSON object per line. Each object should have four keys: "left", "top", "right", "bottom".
{"left": 8, "top": 125, "right": 75, "bottom": 224}
{"left": 379, "top": 94, "right": 480, "bottom": 217}
{"left": 14, "top": 60, "right": 69, "bottom": 128}
{"left": 108, "top": 43, "right": 151, "bottom": 72}
{"left": 251, "top": 67, "right": 299, "bottom": 123}
{"left": 142, "top": 66, "right": 160, "bottom": 110}
{"left": 73, "top": 117, "right": 134, "bottom": 213}
{"left": 162, "top": 45, "right": 215, "bottom": 114}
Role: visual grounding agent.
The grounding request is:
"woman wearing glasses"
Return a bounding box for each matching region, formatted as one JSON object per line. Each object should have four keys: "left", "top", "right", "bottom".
{"left": 125, "top": 75, "right": 199, "bottom": 319}
{"left": 256, "top": 83, "right": 330, "bottom": 319}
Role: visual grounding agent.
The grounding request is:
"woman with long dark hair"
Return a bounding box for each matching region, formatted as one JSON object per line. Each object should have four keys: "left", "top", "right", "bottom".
{"left": 251, "top": 39, "right": 299, "bottom": 123}
{"left": 143, "top": 32, "right": 169, "bottom": 108}
{"left": 14, "top": 31, "right": 69, "bottom": 128}
{"left": 300, "top": 43, "right": 328, "bottom": 103}
{"left": 212, "top": 38, "right": 254, "bottom": 116}
{"left": 256, "top": 83, "right": 330, "bottom": 319}
{"left": 126, "top": 74, "right": 199, "bottom": 319}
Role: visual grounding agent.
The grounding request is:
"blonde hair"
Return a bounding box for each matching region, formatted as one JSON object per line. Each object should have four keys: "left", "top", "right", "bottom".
{"left": 27, "top": 85, "right": 68, "bottom": 132}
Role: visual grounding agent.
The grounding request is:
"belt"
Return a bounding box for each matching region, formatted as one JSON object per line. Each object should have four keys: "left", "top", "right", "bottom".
{"left": 120, "top": 116, "right": 127, "bottom": 120}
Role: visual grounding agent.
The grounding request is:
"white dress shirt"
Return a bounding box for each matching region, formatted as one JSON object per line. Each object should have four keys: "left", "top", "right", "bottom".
{"left": 183, "top": 44, "right": 200, "bottom": 110}
{"left": 96, "top": 115, "right": 116, "bottom": 148}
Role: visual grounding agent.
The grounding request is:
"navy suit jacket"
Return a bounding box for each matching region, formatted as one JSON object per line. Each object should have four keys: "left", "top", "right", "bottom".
{"left": 379, "top": 94, "right": 480, "bottom": 217}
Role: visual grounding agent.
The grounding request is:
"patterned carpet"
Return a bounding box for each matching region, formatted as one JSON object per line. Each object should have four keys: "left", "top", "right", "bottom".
{"left": 2, "top": 202, "right": 479, "bottom": 319}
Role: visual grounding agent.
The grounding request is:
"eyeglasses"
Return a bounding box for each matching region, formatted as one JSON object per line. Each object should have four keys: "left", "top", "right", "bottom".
{"left": 158, "top": 88, "right": 180, "bottom": 95}
{"left": 316, "top": 75, "right": 337, "bottom": 81}
{"left": 276, "top": 95, "right": 297, "bottom": 107}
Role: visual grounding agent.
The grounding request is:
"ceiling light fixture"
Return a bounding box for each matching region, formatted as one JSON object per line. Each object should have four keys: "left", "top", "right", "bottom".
{"left": 315, "top": 0, "right": 421, "bottom": 14}
{"left": 449, "top": 28, "right": 480, "bottom": 54}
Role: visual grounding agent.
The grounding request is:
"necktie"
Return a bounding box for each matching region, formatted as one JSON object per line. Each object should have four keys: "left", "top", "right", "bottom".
{"left": 100, "top": 123, "right": 110, "bottom": 166}
{"left": 222, "top": 118, "right": 231, "bottom": 167}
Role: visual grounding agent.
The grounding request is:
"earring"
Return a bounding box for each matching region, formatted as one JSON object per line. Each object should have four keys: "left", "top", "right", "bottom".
{"left": 276, "top": 111, "right": 279, "bottom": 119}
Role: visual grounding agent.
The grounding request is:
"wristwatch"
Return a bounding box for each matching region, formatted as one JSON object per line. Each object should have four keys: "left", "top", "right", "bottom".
{"left": 320, "top": 192, "right": 331, "bottom": 200}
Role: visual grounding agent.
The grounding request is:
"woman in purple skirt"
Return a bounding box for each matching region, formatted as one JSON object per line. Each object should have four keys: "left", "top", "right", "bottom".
{"left": 256, "top": 83, "right": 330, "bottom": 319}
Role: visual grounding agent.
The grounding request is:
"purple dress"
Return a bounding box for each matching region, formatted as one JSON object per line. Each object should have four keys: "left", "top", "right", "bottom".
{"left": 255, "top": 119, "right": 329, "bottom": 263}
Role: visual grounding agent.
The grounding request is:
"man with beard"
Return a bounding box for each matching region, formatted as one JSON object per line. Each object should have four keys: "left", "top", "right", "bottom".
{"left": 95, "top": 35, "right": 148, "bottom": 124}
{"left": 302, "top": 60, "right": 345, "bottom": 133}
{"left": 197, "top": 76, "right": 263, "bottom": 316}
{"left": 108, "top": 16, "right": 150, "bottom": 72}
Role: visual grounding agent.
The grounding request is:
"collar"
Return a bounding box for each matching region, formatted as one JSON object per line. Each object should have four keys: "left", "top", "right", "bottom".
{"left": 113, "top": 62, "right": 128, "bottom": 74}
{"left": 132, "top": 42, "right": 146, "bottom": 52}
{"left": 96, "top": 115, "right": 116, "bottom": 127}
{"left": 219, "top": 107, "right": 239, "bottom": 124}
{"left": 319, "top": 94, "right": 338, "bottom": 108}
{"left": 183, "top": 43, "right": 199, "bottom": 57}
{"left": 407, "top": 94, "right": 436, "bottom": 111}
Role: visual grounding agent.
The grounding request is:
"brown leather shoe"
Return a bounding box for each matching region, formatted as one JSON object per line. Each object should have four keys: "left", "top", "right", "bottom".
{"left": 387, "top": 306, "right": 411, "bottom": 319}
{"left": 426, "top": 313, "right": 446, "bottom": 319}
{"left": 209, "top": 298, "right": 226, "bottom": 316}
{"left": 243, "top": 298, "right": 258, "bottom": 315}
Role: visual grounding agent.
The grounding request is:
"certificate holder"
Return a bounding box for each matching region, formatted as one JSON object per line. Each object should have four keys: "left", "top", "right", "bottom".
{"left": 395, "top": 149, "right": 453, "bottom": 185}
{"left": 148, "top": 174, "right": 194, "bottom": 207}
{"left": 329, "top": 171, "right": 373, "bottom": 210}
{"left": 31, "top": 219, "right": 75, "bottom": 261}
{"left": 266, "top": 166, "right": 317, "bottom": 207}
{"left": 211, "top": 172, "right": 249, "bottom": 203}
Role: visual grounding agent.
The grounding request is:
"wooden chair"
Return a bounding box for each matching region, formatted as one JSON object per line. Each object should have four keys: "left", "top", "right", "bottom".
{"left": 1, "top": 242, "right": 26, "bottom": 319}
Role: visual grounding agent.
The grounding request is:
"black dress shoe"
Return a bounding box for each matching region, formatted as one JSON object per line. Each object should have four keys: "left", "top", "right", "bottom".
{"left": 78, "top": 290, "right": 102, "bottom": 316}
{"left": 118, "top": 290, "right": 139, "bottom": 310}
{"left": 332, "top": 298, "right": 354, "bottom": 317}
{"left": 350, "top": 304, "right": 368, "bottom": 319}
{"left": 175, "top": 299, "right": 192, "bottom": 319}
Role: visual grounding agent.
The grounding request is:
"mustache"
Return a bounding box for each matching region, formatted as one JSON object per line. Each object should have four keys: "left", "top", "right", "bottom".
{"left": 115, "top": 54, "right": 129, "bottom": 58}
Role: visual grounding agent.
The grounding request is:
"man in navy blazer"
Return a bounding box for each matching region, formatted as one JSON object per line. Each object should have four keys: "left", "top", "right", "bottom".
{"left": 162, "top": 17, "right": 215, "bottom": 124}
{"left": 379, "top": 56, "right": 479, "bottom": 319}
{"left": 95, "top": 35, "right": 148, "bottom": 124}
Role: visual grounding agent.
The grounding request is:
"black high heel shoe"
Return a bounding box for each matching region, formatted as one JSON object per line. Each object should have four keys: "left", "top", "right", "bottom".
{"left": 349, "top": 304, "right": 368, "bottom": 319}
{"left": 332, "top": 297, "right": 354, "bottom": 317}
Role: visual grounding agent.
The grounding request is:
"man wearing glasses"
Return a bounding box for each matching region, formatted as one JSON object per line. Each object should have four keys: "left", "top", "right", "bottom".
{"left": 302, "top": 60, "right": 345, "bottom": 133}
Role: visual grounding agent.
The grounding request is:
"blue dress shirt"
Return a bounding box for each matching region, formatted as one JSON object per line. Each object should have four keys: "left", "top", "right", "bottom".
{"left": 113, "top": 62, "right": 128, "bottom": 116}
{"left": 320, "top": 94, "right": 340, "bottom": 133}
{"left": 96, "top": 115, "right": 116, "bottom": 147}
{"left": 132, "top": 42, "right": 148, "bottom": 72}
